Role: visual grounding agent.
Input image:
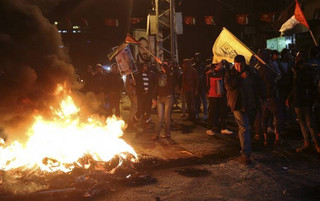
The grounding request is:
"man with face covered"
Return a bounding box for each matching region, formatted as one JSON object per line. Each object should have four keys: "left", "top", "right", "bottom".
{"left": 224, "top": 55, "right": 258, "bottom": 164}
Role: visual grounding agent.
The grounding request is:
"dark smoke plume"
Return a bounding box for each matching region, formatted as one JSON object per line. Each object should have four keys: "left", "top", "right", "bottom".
{"left": 0, "top": 0, "right": 78, "bottom": 138}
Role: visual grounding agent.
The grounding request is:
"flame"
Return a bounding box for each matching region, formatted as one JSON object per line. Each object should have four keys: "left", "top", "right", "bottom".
{"left": 0, "top": 84, "right": 137, "bottom": 173}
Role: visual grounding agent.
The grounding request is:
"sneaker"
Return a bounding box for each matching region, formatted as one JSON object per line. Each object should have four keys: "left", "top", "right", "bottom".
{"left": 151, "top": 135, "right": 159, "bottom": 141}
{"left": 315, "top": 144, "right": 320, "bottom": 153}
{"left": 221, "top": 129, "right": 233, "bottom": 135}
{"left": 254, "top": 134, "right": 261, "bottom": 141}
{"left": 206, "top": 130, "right": 215, "bottom": 136}
{"left": 202, "top": 114, "right": 208, "bottom": 120}
{"left": 240, "top": 155, "right": 251, "bottom": 165}
{"left": 296, "top": 142, "right": 309, "bottom": 152}
{"left": 267, "top": 127, "right": 275, "bottom": 134}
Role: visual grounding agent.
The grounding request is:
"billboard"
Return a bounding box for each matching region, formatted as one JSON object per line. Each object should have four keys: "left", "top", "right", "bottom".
{"left": 266, "top": 36, "right": 294, "bottom": 52}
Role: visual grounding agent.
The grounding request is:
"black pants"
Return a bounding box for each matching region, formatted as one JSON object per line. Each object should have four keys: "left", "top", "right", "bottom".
{"left": 107, "top": 93, "right": 121, "bottom": 117}
{"left": 136, "top": 93, "right": 152, "bottom": 121}
{"left": 185, "top": 91, "right": 196, "bottom": 120}
{"left": 207, "top": 97, "right": 227, "bottom": 130}
{"left": 262, "top": 97, "right": 284, "bottom": 135}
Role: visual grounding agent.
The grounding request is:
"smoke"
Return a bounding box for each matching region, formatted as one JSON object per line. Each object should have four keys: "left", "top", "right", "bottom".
{"left": 0, "top": 0, "right": 78, "bottom": 139}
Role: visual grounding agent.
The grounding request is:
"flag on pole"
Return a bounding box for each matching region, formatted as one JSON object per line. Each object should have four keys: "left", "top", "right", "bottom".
{"left": 212, "top": 27, "right": 254, "bottom": 64}
{"left": 274, "top": 0, "right": 310, "bottom": 35}
{"left": 125, "top": 33, "right": 141, "bottom": 45}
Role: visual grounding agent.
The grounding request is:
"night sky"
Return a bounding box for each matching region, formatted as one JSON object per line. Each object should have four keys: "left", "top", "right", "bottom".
{"left": 41, "top": 0, "right": 291, "bottom": 68}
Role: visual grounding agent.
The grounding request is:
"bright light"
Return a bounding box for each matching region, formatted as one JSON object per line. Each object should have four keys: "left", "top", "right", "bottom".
{"left": 54, "top": 21, "right": 58, "bottom": 25}
{"left": 72, "top": 26, "right": 80, "bottom": 29}
{"left": 62, "top": 30, "right": 67, "bottom": 33}
{"left": 73, "top": 30, "right": 77, "bottom": 33}
{"left": 103, "top": 65, "right": 111, "bottom": 71}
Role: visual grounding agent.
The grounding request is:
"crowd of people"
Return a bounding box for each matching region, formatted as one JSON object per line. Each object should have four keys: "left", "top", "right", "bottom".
{"left": 81, "top": 45, "right": 320, "bottom": 165}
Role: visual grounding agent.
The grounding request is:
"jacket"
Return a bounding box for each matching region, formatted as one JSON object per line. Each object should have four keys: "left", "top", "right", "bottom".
{"left": 224, "top": 65, "right": 258, "bottom": 112}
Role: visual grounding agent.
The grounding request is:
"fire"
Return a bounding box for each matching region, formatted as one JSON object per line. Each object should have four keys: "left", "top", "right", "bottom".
{"left": 0, "top": 85, "right": 137, "bottom": 173}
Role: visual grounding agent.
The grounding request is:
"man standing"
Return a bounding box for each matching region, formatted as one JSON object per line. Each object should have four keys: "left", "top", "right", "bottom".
{"left": 134, "top": 63, "right": 156, "bottom": 128}
{"left": 206, "top": 61, "right": 233, "bottom": 136}
{"left": 182, "top": 59, "right": 198, "bottom": 121}
{"left": 224, "top": 55, "right": 258, "bottom": 164}
{"left": 107, "top": 63, "right": 124, "bottom": 117}
{"left": 152, "top": 62, "right": 174, "bottom": 140}
{"left": 193, "top": 53, "right": 208, "bottom": 120}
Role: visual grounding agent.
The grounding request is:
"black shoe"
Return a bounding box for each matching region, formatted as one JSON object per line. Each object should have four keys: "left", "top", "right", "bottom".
{"left": 240, "top": 155, "right": 251, "bottom": 165}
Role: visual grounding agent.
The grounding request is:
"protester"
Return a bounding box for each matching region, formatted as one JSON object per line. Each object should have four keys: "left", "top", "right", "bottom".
{"left": 134, "top": 63, "right": 156, "bottom": 128}
{"left": 91, "top": 64, "right": 109, "bottom": 116}
{"left": 193, "top": 53, "right": 208, "bottom": 120}
{"left": 286, "top": 51, "right": 320, "bottom": 153}
{"left": 152, "top": 61, "right": 175, "bottom": 140}
{"left": 224, "top": 55, "right": 258, "bottom": 164}
{"left": 125, "top": 73, "right": 137, "bottom": 126}
{"left": 206, "top": 61, "right": 233, "bottom": 136}
{"left": 278, "top": 48, "right": 295, "bottom": 124}
{"left": 82, "top": 65, "right": 95, "bottom": 93}
{"left": 307, "top": 46, "right": 320, "bottom": 135}
{"left": 257, "top": 49, "right": 284, "bottom": 146}
{"left": 106, "top": 63, "right": 124, "bottom": 117}
{"left": 182, "top": 59, "right": 198, "bottom": 121}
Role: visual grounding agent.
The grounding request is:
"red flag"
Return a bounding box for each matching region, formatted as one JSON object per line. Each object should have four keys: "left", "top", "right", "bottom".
{"left": 184, "top": 16, "right": 196, "bottom": 25}
{"left": 236, "top": 14, "right": 249, "bottom": 25}
{"left": 274, "top": 0, "right": 310, "bottom": 34}
{"left": 204, "top": 16, "right": 215, "bottom": 25}
{"left": 104, "top": 19, "right": 119, "bottom": 27}
{"left": 294, "top": 0, "right": 309, "bottom": 29}
{"left": 259, "top": 12, "right": 276, "bottom": 23}
{"left": 125, "top": 34, "right": 141, "bottom": 45}
{"left": 129, "top": 18, "right": 142, "bottom": 25}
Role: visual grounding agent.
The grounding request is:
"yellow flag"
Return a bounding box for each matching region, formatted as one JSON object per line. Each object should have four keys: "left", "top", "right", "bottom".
{"left": 212, "top": 27, "right": 254, "bottom": 64}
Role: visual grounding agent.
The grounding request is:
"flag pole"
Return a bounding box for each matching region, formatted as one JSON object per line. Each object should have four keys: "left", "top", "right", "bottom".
{"left": 138, "top": 45, "right": 163, "bottom": 64}
{"left": 309, "top": 30, "right": 318, "bottom": 46}
{"left": 130, "top": 73, "right": 135, "bottom": 82}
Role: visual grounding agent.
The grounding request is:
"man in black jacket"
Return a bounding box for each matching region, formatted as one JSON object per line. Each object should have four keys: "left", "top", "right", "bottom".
{"left": 134, "top": 63, "right": 156, "bottom": 128}
{"left": 224, "top": 55, "right": 258, "bottom": 164}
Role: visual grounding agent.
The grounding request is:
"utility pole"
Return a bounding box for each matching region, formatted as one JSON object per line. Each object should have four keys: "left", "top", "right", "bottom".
{"left": 154, "top": 0, "right": 179, "bottom": 63}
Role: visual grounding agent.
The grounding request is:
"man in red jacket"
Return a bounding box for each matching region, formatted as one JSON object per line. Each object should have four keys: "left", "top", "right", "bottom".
{"left": 206, "top": 61, "right": 233, "bottom": 136}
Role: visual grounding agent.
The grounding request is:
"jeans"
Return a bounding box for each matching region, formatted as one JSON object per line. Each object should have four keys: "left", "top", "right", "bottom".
{"left": 233, "top": 110, "right": 252, "bottom": 156}
{"left": 295, "top": 107, "right": 318, "bottom": 142}
{"left": 196, "top": 88, "right": 208, "bottom": 117}
{"left": 155, "top": 95, "right": 174, "bottom": 137}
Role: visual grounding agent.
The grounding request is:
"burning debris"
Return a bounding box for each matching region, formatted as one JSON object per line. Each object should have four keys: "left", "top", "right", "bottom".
{"left": 0, "top": 86, "right": 140, "bottom": 196}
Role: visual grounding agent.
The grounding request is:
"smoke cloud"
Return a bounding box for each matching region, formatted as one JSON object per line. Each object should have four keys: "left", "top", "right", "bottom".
{"left": 0, "top": 0, "right": 78, "bottom": 139}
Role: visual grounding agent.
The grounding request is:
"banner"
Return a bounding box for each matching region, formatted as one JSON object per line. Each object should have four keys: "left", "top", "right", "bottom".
{"left": 212, "top": 27, "right": 254, "bottom": 64}
{"left": 115, "top": 46, "right": 137, "bottom": 76}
